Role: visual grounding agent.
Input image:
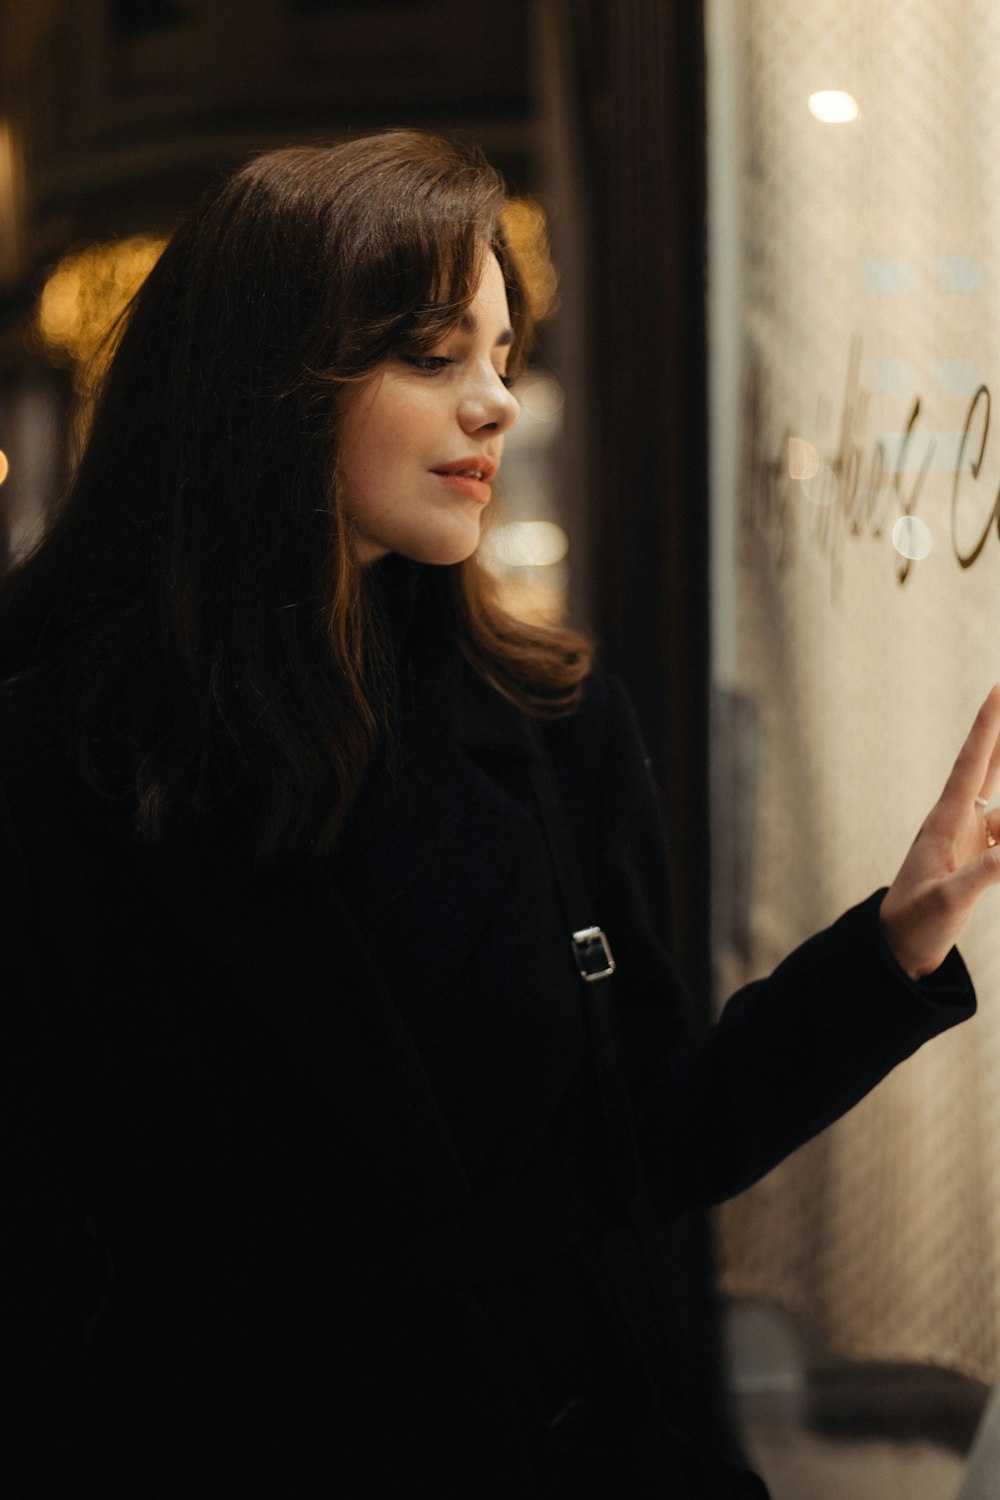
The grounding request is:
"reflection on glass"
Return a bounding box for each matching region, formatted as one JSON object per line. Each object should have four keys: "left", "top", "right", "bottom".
{"left": 891, "top": 513, "right": 933, "bottom": 561}
{"left": 788, "top": 436, "right": 820, "bottom": 480}
{"left": 808, "top": 90, "right": 859, "bottom": 123}
{"left": 801, "top": 463, "right": 836, "bottom": 505}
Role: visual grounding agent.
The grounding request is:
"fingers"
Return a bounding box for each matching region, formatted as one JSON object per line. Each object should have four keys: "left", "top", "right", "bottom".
{"left": 941, "top": 683, "right": 1000, "bottom": 811}
{"left": 987, "top": 807, "right": 1000, "bottom": 849}
{"left": 982, "top": 702, "right": 1000, "bottom": 800}
{"left": 947, "top": 842, "right": 1000, "bottom": 913}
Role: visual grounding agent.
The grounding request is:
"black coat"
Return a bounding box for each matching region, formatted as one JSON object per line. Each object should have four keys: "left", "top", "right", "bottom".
{"left": 2, "top": 575, "right": 975, "bottom": 1497}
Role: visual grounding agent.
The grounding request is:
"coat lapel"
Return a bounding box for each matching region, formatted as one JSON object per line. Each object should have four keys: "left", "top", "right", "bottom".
{"left": 328, "top": 632, "right": 588, "bottom": 1197}
{"left": 158, "top": 613, "right": 581, "bottom": 1235}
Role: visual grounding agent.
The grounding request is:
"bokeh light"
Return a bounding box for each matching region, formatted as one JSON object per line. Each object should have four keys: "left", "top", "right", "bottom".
{"left": 808, "top": 90, "right": 859, "bottom": 124}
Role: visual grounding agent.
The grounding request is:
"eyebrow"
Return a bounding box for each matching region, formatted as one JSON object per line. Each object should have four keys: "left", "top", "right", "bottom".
{"left": 458, "top": 312, "right": 515, "bottom": 348}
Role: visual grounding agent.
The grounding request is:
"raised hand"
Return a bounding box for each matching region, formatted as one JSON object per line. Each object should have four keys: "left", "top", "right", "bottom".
{"left": 880, "top": 685, "right": 1000, "bottom": 980}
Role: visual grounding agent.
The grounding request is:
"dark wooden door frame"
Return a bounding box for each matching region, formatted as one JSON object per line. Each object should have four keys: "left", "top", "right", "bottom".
{"left": 567, "top": 0, "right": 711, "bottom": 999}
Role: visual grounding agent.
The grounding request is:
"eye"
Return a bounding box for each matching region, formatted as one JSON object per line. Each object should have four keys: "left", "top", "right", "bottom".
{"left": 498, "top": 372, "right": 515, "bottom": 390}
{"left": 400, "top": 354, "right": 452, "bottom": 374}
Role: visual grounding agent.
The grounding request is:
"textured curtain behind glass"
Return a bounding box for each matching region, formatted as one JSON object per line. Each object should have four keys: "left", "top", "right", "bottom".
{"left": 710, "top": 0, "right": 1000, "bottom": 1382}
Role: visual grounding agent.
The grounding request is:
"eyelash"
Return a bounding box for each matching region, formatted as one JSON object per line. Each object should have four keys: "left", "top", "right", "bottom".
{"left": 402, "top": 355, "right": 452, "bottom": 374}
{"left": 401, "top": 354, "right": 514, "bottom": 389}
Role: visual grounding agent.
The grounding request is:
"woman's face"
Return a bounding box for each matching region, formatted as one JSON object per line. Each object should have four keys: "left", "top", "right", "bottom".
{"left": 337, "top": 251, "right": 521, "bottom": 566}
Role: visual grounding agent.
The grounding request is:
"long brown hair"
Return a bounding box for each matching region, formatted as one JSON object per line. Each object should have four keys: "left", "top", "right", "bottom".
{"left": 0, "top": 131, "right": 591, "bottom": 858}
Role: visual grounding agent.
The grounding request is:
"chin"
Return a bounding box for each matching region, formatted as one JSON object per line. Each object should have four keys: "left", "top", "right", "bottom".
{"left": 402, "top": 525, "right": 483, "bottom": 567}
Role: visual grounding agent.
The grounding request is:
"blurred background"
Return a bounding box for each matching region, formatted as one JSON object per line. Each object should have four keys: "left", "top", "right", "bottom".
{"left": 5, "top": 2, "right": 1000, "bottom": 1495}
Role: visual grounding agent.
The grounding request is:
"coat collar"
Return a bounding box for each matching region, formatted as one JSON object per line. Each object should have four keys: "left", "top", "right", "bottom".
{"left": 441, "top": 649, "right": 541, "bottom": 766}
{"left": 332, "top": 619, "right": 542, "bottom": 1040}
{"left": 372, "top": 558, "right": 541, "bottom": 766}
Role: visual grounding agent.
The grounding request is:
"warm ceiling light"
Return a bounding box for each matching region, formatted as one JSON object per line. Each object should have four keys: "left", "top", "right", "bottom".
{"left": 38, "top": 235, "right": 166, "bottom": 369}
{"left": 501, "top": 198, "right": 559, "bottom": 323}
{"left": 808, "top": 90, "right": 859, "bottom": 124}
{"left": 0, "top": 448, "right": 8, "bottom": 485}
{"left": 37, "top": 235, "right": 168, "bottom": 431}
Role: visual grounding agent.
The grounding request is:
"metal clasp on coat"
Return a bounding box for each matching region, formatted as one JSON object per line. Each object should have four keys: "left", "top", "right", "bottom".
{"left": 572, "top": 926, "right": 616, "bottom": 982}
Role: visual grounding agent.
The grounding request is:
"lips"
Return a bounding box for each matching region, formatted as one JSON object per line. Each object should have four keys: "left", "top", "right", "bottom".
{"left": 430, "top": 456, "right": 498, "bottom": 505}
{"left": 430, "top": 457, "right": 499, "bottom": 482}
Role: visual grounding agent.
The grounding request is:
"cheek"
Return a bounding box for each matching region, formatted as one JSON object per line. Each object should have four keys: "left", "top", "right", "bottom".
{"left": 380, "top": 392, "right": 439, "bottom": 452}
{"left": 338, "top": 377, "right": 445, "bottom": 506}
{"left": 356, "top": 404, "right": 422, "bottom": 473}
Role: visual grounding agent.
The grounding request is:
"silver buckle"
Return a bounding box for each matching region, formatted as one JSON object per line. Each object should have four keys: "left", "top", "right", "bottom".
{"left": 572, "top": 926, "right": 616, "bottom": 982}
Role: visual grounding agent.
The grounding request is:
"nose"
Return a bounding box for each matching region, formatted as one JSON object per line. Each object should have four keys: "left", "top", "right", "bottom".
{"left": 457, "top": 367, "right": 520, "bottom": 438}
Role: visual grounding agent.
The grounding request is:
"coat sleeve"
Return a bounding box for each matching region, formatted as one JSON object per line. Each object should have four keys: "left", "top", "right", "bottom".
{"left": 554, "top": 672, "right": 976, "bottom": 1217}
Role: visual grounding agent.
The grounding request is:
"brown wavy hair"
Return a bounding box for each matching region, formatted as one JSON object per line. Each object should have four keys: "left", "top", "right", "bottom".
{"left": 0, "top": 131, "right": 591, "bottom": 858}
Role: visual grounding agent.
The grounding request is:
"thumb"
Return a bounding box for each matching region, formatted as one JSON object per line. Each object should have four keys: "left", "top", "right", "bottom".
{"left": 947, "top": 844, "right": 1000, "bottom": 911}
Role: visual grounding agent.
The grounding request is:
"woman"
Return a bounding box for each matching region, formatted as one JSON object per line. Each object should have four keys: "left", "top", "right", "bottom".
{"left": 3, "top": 130, "right": 999, "bottom": 1497}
